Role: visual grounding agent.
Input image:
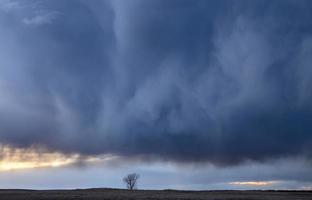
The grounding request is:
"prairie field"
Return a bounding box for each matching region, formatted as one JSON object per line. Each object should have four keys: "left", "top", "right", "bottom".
{"left": 0, "top": 189, "right": 311, "bottom": 200}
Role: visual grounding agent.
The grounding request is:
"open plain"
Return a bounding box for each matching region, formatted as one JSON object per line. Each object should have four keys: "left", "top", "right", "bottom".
{"left": 0, "top": 189, "right": 311, "bottom": 200}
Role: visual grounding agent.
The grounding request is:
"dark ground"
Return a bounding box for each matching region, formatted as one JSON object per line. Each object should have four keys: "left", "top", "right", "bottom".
{"left": 0, "top": 189, "right": 311, "bottom": 200}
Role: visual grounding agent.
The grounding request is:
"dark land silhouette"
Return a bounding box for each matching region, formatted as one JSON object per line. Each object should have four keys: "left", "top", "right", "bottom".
{"left": 0, "top": 189, "right": 311, "bottom": 200}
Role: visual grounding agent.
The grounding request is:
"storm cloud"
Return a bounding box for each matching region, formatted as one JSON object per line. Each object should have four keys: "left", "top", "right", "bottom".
{"left": 1, "top": 0, "right": 312, "bottom": 166}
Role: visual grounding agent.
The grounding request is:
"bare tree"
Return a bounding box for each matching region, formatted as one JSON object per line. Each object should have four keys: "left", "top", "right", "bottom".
{"left": 123, "top": 173, "right": 140, "bottom": 190}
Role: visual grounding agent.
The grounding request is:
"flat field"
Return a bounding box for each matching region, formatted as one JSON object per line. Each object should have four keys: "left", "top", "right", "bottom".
{"left": 0, "top": 189, "right": 311, "bottom": 200}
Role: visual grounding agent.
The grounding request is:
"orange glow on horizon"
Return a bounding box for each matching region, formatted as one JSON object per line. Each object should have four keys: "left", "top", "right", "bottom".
{"left": 229, "top": 181, "right": 278, "bottom": 186}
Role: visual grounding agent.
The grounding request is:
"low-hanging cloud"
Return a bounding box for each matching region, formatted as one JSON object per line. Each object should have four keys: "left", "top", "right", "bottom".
{"left": 0, "top": 0, "right": 312, "bottom": 166}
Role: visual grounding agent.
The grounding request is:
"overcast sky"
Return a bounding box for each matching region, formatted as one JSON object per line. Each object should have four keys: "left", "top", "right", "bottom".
{"left": 0, "top": 0, "right": 312, "bottom": 190}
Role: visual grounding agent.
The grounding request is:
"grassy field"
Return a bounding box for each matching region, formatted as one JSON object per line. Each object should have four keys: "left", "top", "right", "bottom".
{"left": 0, "top": 189, "right": 311, "bottom": 200}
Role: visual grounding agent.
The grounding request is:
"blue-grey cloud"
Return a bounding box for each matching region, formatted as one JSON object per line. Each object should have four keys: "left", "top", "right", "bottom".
{"left": 0, "top": 0, "right": 312, "bottom": 166}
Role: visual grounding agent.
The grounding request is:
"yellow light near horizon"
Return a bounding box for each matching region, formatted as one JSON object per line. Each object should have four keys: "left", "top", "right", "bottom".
{"left": 0, "top": 146, "right": 91, "bottom": 171}
{"left": 0, "top": 156, "right": 78, "bottom": 171}
{"left": 229, "top": 181, "right": 278, "bottom": 186}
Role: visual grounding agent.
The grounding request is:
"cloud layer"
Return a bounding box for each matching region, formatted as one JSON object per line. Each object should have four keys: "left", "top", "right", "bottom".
{"left": 0, "top": 0, "right": 312, "bottom": 166}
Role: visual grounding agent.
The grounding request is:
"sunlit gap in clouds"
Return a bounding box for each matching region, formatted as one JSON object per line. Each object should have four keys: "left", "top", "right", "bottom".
{"left": 0, "top": 145, "right": 113, "bottom": 171}
{"left": 229, "top": 181, "right": 280, "bottom": 187}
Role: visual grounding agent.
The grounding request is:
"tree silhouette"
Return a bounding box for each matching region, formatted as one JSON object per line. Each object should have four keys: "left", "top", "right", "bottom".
{"left": 123, "top": 173, "right": 140, "bottom": 190}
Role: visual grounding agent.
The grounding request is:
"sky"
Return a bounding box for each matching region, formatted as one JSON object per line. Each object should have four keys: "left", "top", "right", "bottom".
{"left": 0, "top": 0, "right": 312, "bottom": 190}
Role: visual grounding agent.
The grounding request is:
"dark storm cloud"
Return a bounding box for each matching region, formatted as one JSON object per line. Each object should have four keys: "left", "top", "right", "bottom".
{"left": 1, "top": 0, "right": 312, "bottom": 165}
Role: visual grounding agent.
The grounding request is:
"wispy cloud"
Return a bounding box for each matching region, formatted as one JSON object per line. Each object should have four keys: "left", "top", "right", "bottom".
{"left": 0, "top": 0, "right": 21, "bottom": 12}
{"left": 22, "top": 11, "right": 59, "bottom": 26}
{"left": 0, "top": 0, "right": 59, "bottom": 26}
